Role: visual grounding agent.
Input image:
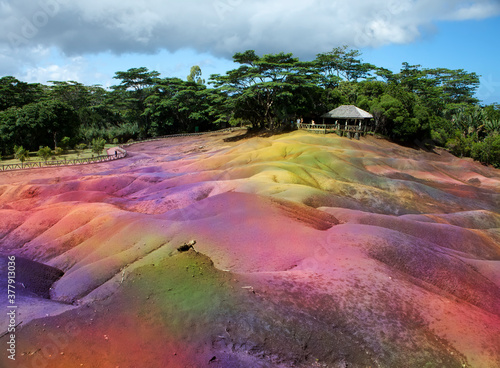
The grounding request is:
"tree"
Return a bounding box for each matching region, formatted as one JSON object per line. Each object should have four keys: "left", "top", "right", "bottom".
{"left": 187, "top": 66, "right": 205, "bottom": 85}
{"left": 75, "top": 143, "right": 87, "bottom": 158}
{"left": 145, "top": 78, "right": 213, "bottom": 135}
{"left": 0, "top": 49, "right": 492, "bottom": 166}
{"left": 37, "top": 146, "right": 53, "bottom": 162}
{"left": 113, "top": 67, "right": 160, "bottom": 91}
{"left": 363, "top": 82, "right": 431, "bottom": 141}
{"left": 14, "top": 145, "right": 30, "bottom": 163}
{"left": 391, "top": 65, "right": 480, "bottom": 112}
{"left": 375, "top": 67, "right": 397, "bottom": 83}
{"left": 0, "top": 76, "right": 44, "bottom": 111}
{"left": 484, "top": 103, "right": 500, "bottom": 121}
{"left": 446, "top": 131, "right": 474, "bottom": 158}
{"left": 59, "top": 136, "right": 71, "bottom": 151}
{"left": 111, "top": 67, "right": 160, "bottom": 137}
{"left": 397, "top": 63, "right": 424, "bottom": 93}
{"left": 0, "top": 107, "right": 19, "bottom": 155}
{"left": 471, "top": 133, "right": 500, "bottom": 167}
{"left": 370, "top": 94, "right": 408, "bottom": 136}
{"left": 426, "top": 68, "right": 480, "bottom": 106}
{"left": 451, "top": 105, "right": 487, "bottom": 140}
{"left": 210, "top": 50, "right": 322, "bottom": 130}
{"left": 484, "top": 119, "right": 500, "bottom": 135}
{"left": 76, "top": 85, "right": 119, "bottom": 130}
{"left": 14, "top": 100, "right": 78, "bottom": 150}
{"left": 48, "top": 81, "right": 91, "bottom": 112}
{"left": 315, "top": 46, "right": 374, "bottom": 83}
{"left": 204, "top": 88, "right": 235, "bottom": 128}
{"left": 91, "top": 137, "right": 106, "bottom": 155}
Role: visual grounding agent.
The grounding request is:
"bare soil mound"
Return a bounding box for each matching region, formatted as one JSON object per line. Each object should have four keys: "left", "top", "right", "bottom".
{"left": 0, "top": 130, "right": 499, "bottom": 367}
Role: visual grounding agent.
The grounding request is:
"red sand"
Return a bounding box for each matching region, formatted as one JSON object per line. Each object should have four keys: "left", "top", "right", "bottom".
{"left": 0, "top": 130, "right": 499, "bottom": 367}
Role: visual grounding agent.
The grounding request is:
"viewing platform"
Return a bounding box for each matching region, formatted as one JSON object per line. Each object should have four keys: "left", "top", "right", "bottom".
{"left": 298, "top": 105, "right": 373, "bottom": 139}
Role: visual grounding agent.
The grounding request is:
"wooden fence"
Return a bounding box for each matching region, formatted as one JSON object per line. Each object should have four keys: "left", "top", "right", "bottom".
{"left": 298, "top": 123, "right": 369, "bottom": 138}
{"left": 0, "top": 127, "right": 245, "bottom": 172}
{"left": 0, "top": 151, "right": 127, "bottom": 172}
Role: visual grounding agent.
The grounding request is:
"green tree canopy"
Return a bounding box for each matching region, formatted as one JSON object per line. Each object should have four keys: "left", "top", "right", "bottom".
{"left": 0, "top": 76, "right": 44, "bottom": 111}
{"left": 14, "top": 145, "right": 30, "bottom": 163}
{"left": 14, "top": 100, "right": 79, "bottom": 150}
{"left": 210, "top": 50, "right": 322, "bottom": 130}
{"left": 91, "top": 137, "right": 107, "bottom": 155}
{"left": 315, "top": 46, "right": 374, "bottom": 83}
{"left": 0, "top": 107, "right": 19, "bottom": 154}
{"left": 0, "top": 47, "right": 496, "bottom": 166}
{"left": 111, "top": 67, "right": 161, "bottom": 138}
{"left": 37, "top": 146, "right": 53, "bottom": 162}
{"left": 187, "top": 66, "right": 205, "bottom": 85}
{"left": 145, "top": 77, "right": 213, "bottom": 135}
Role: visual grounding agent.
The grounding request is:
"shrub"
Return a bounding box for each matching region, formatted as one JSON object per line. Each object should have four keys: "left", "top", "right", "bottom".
{"left": 37, "top": 146, "right": 53, "bottom": 161}
{"left": 59, "top": 136, "right": 71, "bottom": 151}
{"left": 14, "top": 145, "right": 30, "bottom": 163}
{"left": 75, "top": 143, "right": 87, "bottom": 158}
{"left": 446, "top": 131, "right": 473, "bottom": 158}
{"left": 430, "top": 129, "right": 449, "bottom": 147}
{"left": 54, "top": 147, "right": 64, "bottom": 156}
{"left": 471, "top": 133, "right": 500, "bottom": 167}
{"left": 91, "top": 137, "right": 106, "bottom": 155}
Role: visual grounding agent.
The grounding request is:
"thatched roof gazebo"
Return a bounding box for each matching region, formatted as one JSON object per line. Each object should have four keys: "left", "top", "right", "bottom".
{"left": 298, "top": 105, "right": 373, "bottom": 138}
{"left": 320, "top": 105, "right": 373, "bottom": 138}
{"left": 321, "top": 105, "right": 373, "bottom": 121}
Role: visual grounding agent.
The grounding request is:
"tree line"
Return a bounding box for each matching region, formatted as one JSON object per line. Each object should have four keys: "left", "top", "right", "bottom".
{"left": 1, "top": 46, "right": 499, "bottom": 166}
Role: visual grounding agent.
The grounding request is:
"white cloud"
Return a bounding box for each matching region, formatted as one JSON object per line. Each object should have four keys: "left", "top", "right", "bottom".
{"left": 20, "top": 54, "right": 87, "bottom": 84}
{"left": 443, "top": 2, "right": 500, "bottom": 20}
{"left": 1, "top": 1, "right": 498, "bottom": 57}
{"left": 0, "top": 0, "right": 499, "bottom": 82}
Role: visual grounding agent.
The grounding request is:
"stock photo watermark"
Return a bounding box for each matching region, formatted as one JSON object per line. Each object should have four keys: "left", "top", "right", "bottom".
{"left": 5, "top": 291, "right": 109, "bottom": 368}
{"left": 7, "top": 0, "right": 62, "bottom": 49}
{"left": 6, "top": 256, "right": 17, "bottom": 361}
{"left": 1, "top": 253, "right": 110, "bottom": 368}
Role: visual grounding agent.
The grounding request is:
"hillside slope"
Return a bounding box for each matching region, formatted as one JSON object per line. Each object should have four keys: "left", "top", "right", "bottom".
{"left": 1, "top": 130, "right": 499, "bottom": 367}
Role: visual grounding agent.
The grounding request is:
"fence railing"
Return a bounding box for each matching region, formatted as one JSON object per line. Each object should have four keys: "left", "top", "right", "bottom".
{"left": 0, "top": 127, "right": 245, "bottom": 172}
{"left": 298, "top": 123, "right": 369, "bottom": 136}
{"left": 0, "top": 151, "right": 127, "bottom": 172}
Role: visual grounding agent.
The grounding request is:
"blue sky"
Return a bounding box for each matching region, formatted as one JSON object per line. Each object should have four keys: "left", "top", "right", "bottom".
{"left": 1, "top": 0, "right": 499, "bottom": 104}
{"left": 361, "top": 17, "right": 500, "bottom": 104}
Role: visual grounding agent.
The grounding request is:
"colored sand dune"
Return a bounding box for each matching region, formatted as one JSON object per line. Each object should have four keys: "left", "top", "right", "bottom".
{"left": 0, "top": 130, "right": 499, "bottom": 367}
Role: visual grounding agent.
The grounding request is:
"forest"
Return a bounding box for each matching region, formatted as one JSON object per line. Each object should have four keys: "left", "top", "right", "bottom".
{"left": 1, "top": 46, "right": 499, "bottom": 167}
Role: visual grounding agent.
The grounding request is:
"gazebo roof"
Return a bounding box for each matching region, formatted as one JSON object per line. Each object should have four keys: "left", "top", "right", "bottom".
{"left": 321, "top": 105, "right": 373, "bottom": 119}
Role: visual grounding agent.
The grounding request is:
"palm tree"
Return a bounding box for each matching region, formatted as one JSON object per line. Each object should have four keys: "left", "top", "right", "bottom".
{"left": 451, "top": 106, "right": 486, "bottom": 139}
{"left": 484, "top": 119, "right": 500, "bottom": 134}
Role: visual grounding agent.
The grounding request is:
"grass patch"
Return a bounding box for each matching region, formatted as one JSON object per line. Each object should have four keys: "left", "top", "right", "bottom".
{"left": 0, "top": 144, "right": 117, "bottom": 165}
